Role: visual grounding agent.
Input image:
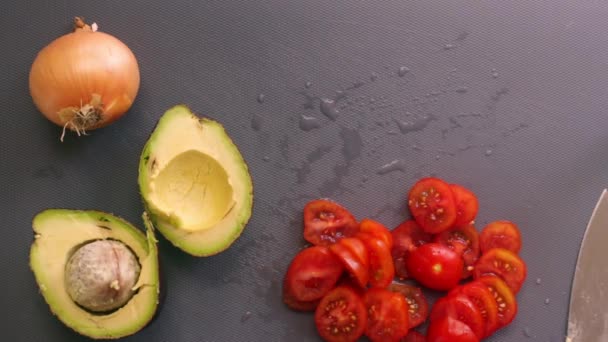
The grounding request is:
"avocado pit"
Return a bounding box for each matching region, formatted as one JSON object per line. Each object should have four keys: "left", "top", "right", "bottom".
{"left": 64, "top": 239, "right": 141, "bottom": 313}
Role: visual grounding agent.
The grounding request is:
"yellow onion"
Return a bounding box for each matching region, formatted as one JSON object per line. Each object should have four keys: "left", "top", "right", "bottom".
{"left": 29, "top": 17, "right": 140, "bottom": 141}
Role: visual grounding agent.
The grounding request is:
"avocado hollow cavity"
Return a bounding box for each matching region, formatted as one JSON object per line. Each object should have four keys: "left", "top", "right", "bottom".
{"left": 64, "top": 239, "right": 141, "bottom": 313}
{"left": 149, "top": 150, "right": 234, "bottom": 232}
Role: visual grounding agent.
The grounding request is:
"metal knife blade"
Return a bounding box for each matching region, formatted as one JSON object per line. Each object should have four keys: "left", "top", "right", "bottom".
{"left": 567, "top": 189, "right": 608, "bottom": 342}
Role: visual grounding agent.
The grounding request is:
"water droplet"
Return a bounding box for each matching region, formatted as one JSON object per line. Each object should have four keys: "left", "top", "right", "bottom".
{"left": 320, "top": 98, "right": 338, "bottom": 121}
{"left": 257, "top": 94, "right": 265, "bottom": 103}
{"left": 545, "top": 298, "right": 551, "bottom": 305}
{"left": 523, "top": 327, "right": 533, "bottom": 338}
{"left": 241, "top": 311, "right": 252, "bottom": 323}
{"left": 262, "top": 156, "right": 270, "bottom": 162}
{"left": 491, "top": 69, "right": 499, "bottom": 78}
{"left": 387, "top": 130, "right": 398, "bottom": 135}
{"left": 395, "top": 114, "right": 437, "bottom": 134}
{"left": 370, "top": 72, "right": 379, "bottom": 81}
{"left": 299, "top": 115, "right": 322, "bottom": 131}
{"left": 444, "top": 43, "right": 456, "bottom": 50}
{"left": 251, "top": 114, "right": 263, "bottom": 131}
{"left": 455, "top": 86, "right": 468, "bottom": 94}
{"left": 377, "top": 160, "right": 406, "bottom": 175}
{"left": 305, "top": 81, "right": 312, "bottom": 89}
{"left": 485, "top": 149, "right": 493, "bottom": 156}
{"left": 398, "top": 66, "right": 410, "bottom": 77}
{"left": 536, "top": 278, "right": 542, "bottom": 285}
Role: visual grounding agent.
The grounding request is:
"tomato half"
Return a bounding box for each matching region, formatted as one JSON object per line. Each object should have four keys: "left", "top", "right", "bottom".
{"left": 391, "top": 220, "right": 433, "bottom": 279}
{"left": 363, "top": 288, "right": 410, "bottom": 342}
{"left": 284, "top": 246, "right": 344, "bottom": 302}
{"left": 388, "top": 282, "right": 429, "bottom": 328}
{"left": 359, "top": 218, "right": 393, "bottom": 249}
{"left": 430, "top": 295, "right": 485, "bottom": 339}
{"left": 473, "top": 248, "right": 527, "bottom": 294}
{"left": 427, "top": 317, "right": 480, "bottom": 342}
{"left": 330, "top": 237, "right": 370, "bottom": 288}
{"left": 304, "top": 199, "right": 359, "bottom": 246}
{"left": 480, "top": 220, "right": 522, "bottom": 254}
{"left": 315, "top": 286, "right": 367, "bottom": 342}
{"left": 408, "top": 177, "right": 458, "bottom": 233}
{"left": 434, "top": 224, "right": 480, "bottom": 279}
{"left": 401, "top": 331, "right": 426, "bottom": 342}
{"left": 477, "top": 276, "right": 518, "bottom": 328}
{"left": 282, "top": 285, "right": 320, "bottom": 312}
{"left": 406, "top": 243, "right": 463, "bottom": 291}
{"left": 450, "top": 184, "right": 479, "bottom": 226}
{"left": 449, "top": 281, "right": 499, "bottom": 337}
{"left": 356, "top": 233, "right": 395, "bottom": 288}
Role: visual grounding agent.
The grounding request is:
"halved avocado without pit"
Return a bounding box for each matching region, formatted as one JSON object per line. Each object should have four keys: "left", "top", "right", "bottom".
{"left": 30, "top": 210, "right": 159, "bottom": 339}
{"left": 138, "top": 105, "right": 253, "bottom": 256}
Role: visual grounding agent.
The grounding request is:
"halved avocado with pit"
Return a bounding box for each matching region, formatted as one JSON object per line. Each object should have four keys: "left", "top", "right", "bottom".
{"left": 138, "top": 105, "right": 253, "bottom": 256}
{"left": 30, "top": 209, "right": 159, "bottom": 339}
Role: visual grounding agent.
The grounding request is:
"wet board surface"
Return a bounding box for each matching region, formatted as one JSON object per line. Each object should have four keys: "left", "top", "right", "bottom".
{"left": 2, "top": 0, "right": 608, "bottom": 341}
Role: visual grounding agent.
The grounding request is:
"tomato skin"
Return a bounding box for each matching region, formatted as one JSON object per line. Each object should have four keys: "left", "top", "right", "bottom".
{"left": 427, "top": 317, "right": 480, "bottom": 342}
{"left": 477, "top": 276, "right": 518, "bottom": 328}
{"left": 284, "top": 246, "right": 344, "bottom": 302}
{"left": 315, "top": 286, "right": 367, "bottom": 342}
{"left": 391, "top": 220, "right": 433, "bottom": 279}
{"left": 430, "top": 295, "right": 485, "bottom": 339}
{"left": 450, "top": 184, "right": 479, "bottom": 227}
{"left": 360, "top": 219, "right": 393, "bottom": 249}
{"left": 363, "top": 288, "right": 410, "bottom": 342}
{"left": 480, "top": 220, "right": 522, "bottom": 254}
{"left": 330, "top": 237, "right": 370, "bottom": 288}
{"left": 356, "top": 233, "right": 395, "bottom": 289}
{"left": 304, "top": 199, "right": 359, "bottom": 246}
{"left": 434, "top": 224, "right": 480, "bottom": 279}
{"left": 473, "top": 248, "right": 527, "bottom": 294}
{"left": 282, "top": 284, "right": 320, "bottom": 311}
{"left": 401, "top": 331, "right": 426, "bottom": 342}
{"left": 387, "top": 282, "right": 429, "bottom": 328}
{"left": 449, "top": 281, "right": 499, "bottom": 337}
{"left": 408, "top": 177, "right": 458, "bottom": 234}
{"left": 406, "top": 243, "right": 463, "bottom": 291}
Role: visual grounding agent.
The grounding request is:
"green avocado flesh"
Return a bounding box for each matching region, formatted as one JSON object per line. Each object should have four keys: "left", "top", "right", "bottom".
{"left": 30, "top": 210, "right": 159, "bottom": 339}
{"left": 138, "top": 105, "right": 253, "bottom": 256}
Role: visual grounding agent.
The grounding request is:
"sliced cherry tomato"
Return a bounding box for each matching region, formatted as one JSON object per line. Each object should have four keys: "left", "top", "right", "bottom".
{"left": 408, "top": 177, "right": 458, "bottom": 233}
{"left": 449, "top": 281, "right": 499, "bottom": 337}
{"left": 406, "top": 243, "right": 463, "bottom": 291}
{"left": 427, "top": 317, "right": 480, "bottom": 342}
{"left": 282, "top": 284, "right": 320, "bottom": 311}
{"left": 450, "top": 184, "right": 479, "bottom": 226}
{"left": 359, "top": 218, "right": 393, "bottom": 249}
{"left": 434, "top": 224, "right": 480, "bottom": 279}
{"left": 391, "top": 220, "right": 433, "bottom": 279}
{"left": 363, "top": 288, "right": 410, "bottom": 342}
{"left": 304, "top": 199, "right": 359, "bottom": 246}
{"left": 388, "top": 282, "right": 429, "bottom": 328}
{"left": 473, "top": 248, "right": 527, "bottom": 294}
{"left": 477, "top": 276, "right": 518, "bottom": 328}
{"left": 401, "top": 331, "right": 426, "bottom": 342}
{"left": 430, "top": 295, "right": 485, "bottom": 339}
{"left": 283, "top": 246, "right": 344, "bottom": 302}
{"left": 356, "top": 233, "right": 394, "bottom": 288}
{"left": 480, "top": 220, "right": 522, "bottom": 254}
{"left": 315, "top": 286, "right": 367, "bottom": 342}
{"left": 330, "top": 237, "right": 370, "bottom": 288}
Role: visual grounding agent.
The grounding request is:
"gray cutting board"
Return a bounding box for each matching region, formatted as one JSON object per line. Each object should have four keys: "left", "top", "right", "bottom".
{"left": 2, "top": 0, "right": 608, "bottom": 341}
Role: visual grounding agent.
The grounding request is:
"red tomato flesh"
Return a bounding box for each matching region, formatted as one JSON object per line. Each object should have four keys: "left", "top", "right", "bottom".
{"left": 450, "top": 184, "right": 479, "bottom": 227}
{"left": 430, "top": 295, "right": 485, "bottom": 339}
{"left": 408, "top": 177, "right": 458, "bottom": 233}
{"left": 315, "top": 286, "right": 367, "bottom": 342}
{"left": 401, "top": 331, "right": 426, "bottom": 342}
{"left": 434, "top": 224, "right": 480, "bottom": 279}
{"left": 391, "top": 220, "right": 433, "bottom": 279}
{"left": 330, "top": 237, "right": 370, "bottom": 288}
{"left": 363, "top": 288, "right": 410, "bottom": 342}
{"left": 473, "top": 248, "right": 527, "bottom": 294}
{"left": 449, "top": 281, "right": 499, "bottom": 337}
{"left": 406, "top": 243, "right": 463, "bottom": 291}
{"left": 304, "top": 199, "right": 359, "bottom": 246}
{"left": 427, "top": 316, "right": 480, "bottom": 342}
{"left": 480, "top": 220, "right": 522, "bottom": 254}
{"left": 360, "top": 218, "right": 393, "bottom": 249}
{"left": 388, "top": 282, "right": 429, "bottom": 328}
{"left": 284, "top": 246, "right": 344, "bottom": 302}
{"left": 356, "top": 233, "right": 395, "bottom": 289}
{"left": 477, "top": 276, "right": 518, "bottom": 328}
